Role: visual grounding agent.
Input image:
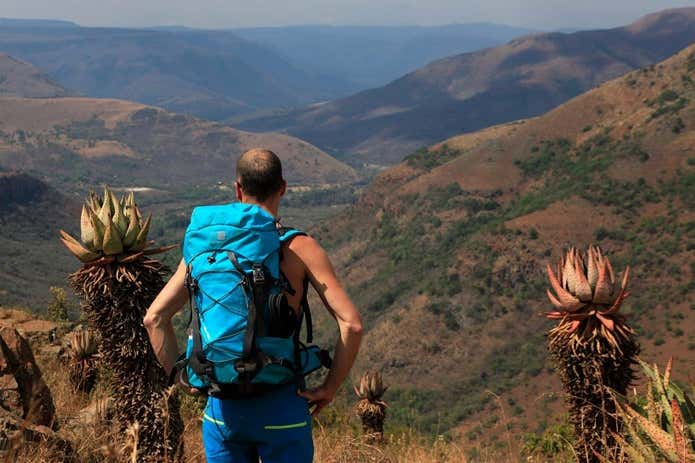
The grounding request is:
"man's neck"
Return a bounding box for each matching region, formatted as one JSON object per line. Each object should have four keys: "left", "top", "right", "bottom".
{"left": 241, "top": 199, "right": 279, "bottom": 218}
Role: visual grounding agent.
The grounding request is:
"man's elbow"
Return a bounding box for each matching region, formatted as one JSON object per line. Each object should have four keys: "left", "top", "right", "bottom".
{"left": 143, "top": 311, "right": 165, "bottom": 333}
{"left": 344, "top": 317, "right": 363, "bottom": 337}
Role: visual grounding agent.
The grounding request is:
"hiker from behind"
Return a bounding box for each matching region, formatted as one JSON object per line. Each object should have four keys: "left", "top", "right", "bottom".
{"left": 144, "top": 149, "right": 363, "bottom": 463}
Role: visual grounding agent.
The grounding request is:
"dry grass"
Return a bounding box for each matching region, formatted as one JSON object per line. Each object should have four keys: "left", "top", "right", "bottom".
{"left": 313, "top": 426, "right": 467, "bottom": 463}
{"left": 6, "top": 350, "right": 472, "bottom": 463}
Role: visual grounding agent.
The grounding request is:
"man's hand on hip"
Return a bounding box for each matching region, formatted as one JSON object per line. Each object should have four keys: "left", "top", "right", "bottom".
{"left": 298, "top": 384, "right": 337, "bottom": 416}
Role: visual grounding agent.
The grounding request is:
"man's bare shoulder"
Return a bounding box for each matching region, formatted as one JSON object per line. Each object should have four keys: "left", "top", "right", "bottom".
{"left": 286, "top": 234, "right": 325, "bottom": 262}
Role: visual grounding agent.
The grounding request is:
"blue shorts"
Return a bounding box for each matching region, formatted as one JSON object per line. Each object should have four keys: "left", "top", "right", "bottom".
{"left": 202, "top": 383, "right": 313, "bottom": 463}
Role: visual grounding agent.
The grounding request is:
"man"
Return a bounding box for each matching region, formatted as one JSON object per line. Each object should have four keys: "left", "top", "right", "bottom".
{"left": 144, "top": 148, "right": 363, "bottom": 462}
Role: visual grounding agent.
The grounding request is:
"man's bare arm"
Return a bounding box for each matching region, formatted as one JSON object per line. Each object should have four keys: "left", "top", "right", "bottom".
{"left": 144, "top": 259, "right": 188, "bottom": 375}
{"left": 294, "top": 236, "right": 363, "bottom": 415}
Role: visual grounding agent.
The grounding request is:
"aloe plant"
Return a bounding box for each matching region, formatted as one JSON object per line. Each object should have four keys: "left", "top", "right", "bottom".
{"left": 355, "top": 371, "right": 388, "bottom": 443}
{"left": 612, "top": 359, "right": 695, "bottom": 463}
{"left": 544, "top": 246, "right": 639, "bottom": 462}
{"left": 61, "top": 187, "right": 182, "bottom": 462}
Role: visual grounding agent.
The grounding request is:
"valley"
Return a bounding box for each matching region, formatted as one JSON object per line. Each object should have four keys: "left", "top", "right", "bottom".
{"left": 0, "top": 7, "right": 694, "bottom": 460}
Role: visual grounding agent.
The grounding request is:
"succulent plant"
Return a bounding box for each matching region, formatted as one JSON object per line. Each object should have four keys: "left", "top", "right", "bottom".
{"left": 545, "top": 245, "right": 631, "bottom": 344}
{"left": 68, "top": 329, "right": 99, "bottom": 393}
{"left": 544, "top": 246, "right": 639, "bottom": 463}
{"left": 354, "top": 371, "right": 388, "bottom": 442}
{"left": 62, "top": 187, "right": 182, "bottom": 462}
{"left": 59, "top": 187, "right": 172, "bottom": 264}
{"left": 612, "top": 359, "right": 695, "bottom": 463}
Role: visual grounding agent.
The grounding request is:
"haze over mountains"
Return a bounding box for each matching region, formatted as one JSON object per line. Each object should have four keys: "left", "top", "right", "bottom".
{"left": 231, "top": 24, "right": 533, "bottom": 90}
{"left": 0, "top": 20, "right": 529, "bottom": 121}
{"left": 239, "top": 7, "right": 695, "bottom": 164}
{"left": 0, "top": 23, "right": 347, "bottom": 120}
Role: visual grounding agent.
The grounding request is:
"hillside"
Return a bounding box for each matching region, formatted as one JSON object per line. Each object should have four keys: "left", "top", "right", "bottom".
{"left": 0, "top": 53, "right": 70, "bottom": 98}
{"left": 0, "top": 94, "right": 356, "bottom": 307}
{"left": 239, "top": 7, "right": 695, "bottom": 165}
{"left": 0, "top": 25, "right": 353, "bottom": 120}
{"left": 232, "top": 24, "right": 532, "bottom": 90}
{"left": 0, "top": 172, "right": 80, "bottom": 306}
{"left": 310, "top": 42, "right": 695, "bottom": 452}
{"left": 0, "top": 96, "right": 357, "bottom": 191}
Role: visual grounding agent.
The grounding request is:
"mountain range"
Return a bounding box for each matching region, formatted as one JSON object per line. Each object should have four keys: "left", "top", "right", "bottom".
{"left": 0, "top": 23, "right": 351, "bottom": 120}
{"left": 0, "top": 53, "right": 356, "bottom": 189}
{"left": 238, "top": 7, "right": 695, "bottom": 165}
{"left": 0, "top": 20, "right": 528, "bottom": 122}
{"left": 309, "top": 41, "right": 695, "bottom": 442}
{"left": 0, "top": 9, "right": 694, "bottom": 452}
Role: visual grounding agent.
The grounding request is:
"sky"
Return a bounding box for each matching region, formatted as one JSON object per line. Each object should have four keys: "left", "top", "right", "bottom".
{"left": 2, "top": 0, "right": 695, "bottom": 30}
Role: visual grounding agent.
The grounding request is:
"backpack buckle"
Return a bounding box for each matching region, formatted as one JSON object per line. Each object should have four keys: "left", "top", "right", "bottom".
{"left": 252, "top": 264, "right": 265, "bottom": 285}
{"left": 235, "top": 358, "right": 259, "bottom": 376}
{"left": 184, "top": 268, "right": 198, "bottom": 293}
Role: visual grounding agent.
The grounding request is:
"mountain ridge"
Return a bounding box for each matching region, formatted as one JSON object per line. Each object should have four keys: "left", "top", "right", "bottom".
{"left": 0, "top": 95, "right": 357, "bottom": 189}
{"left": 238, "top": 7, "right": 695, "bottom": 165}
{"left": 0, "top": 26, "right": 353, "bottom": 120}
{"left": 0, "top": 53, "right": 70, "bottom": 98}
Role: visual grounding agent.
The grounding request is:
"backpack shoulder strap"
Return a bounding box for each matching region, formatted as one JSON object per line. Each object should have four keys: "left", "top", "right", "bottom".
{"left": 278, "top": 226, "right": 313, "bottom": 344}
{"left": 278, "top": 226, "right": 307, "bottom": 245}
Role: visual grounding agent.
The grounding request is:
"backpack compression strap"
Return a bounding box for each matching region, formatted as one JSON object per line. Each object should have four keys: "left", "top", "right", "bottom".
{"left": 226, "top": 250, "right": 272, "bottom": 381}
{"left": 181, "top": 264, "right": 221, "bottom": 395}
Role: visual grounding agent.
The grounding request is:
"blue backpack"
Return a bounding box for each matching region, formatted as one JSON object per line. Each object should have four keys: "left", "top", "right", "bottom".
{"left": 179, "top": 202, "right": 330, "bottom": 397}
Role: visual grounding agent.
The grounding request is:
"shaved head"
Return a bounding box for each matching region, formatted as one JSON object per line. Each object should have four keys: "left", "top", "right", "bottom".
{"left": 236, "top": 149, "right": 284, "bottom": 201}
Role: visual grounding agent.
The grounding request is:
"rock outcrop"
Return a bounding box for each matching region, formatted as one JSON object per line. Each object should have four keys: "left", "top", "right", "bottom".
{"left": 0, "top": 327, "right": 55, "bottom": 426}
{"left": 0, "top": 327, "right": 70, "bottom": 455}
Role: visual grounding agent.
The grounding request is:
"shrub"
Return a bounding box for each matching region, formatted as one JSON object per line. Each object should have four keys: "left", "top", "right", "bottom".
{"left": 47, "top": 286, "right": 70, "bottom": 322}
{"left": 656, "top": 89, "right": 679, "bottom": 104}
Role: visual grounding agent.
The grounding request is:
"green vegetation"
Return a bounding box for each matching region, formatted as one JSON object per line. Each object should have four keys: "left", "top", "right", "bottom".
{"left": 46, "top": 286, "right": 70, "bottom": 322}
{"left": 688, "top": 52, "right": 695, "bottom": 72}
{"left": 284, "top": 185, "right": 360, "bottom": 208}
{"left": 649, "top": 93, "right": 688, "bottom": 119}
{"left": 405, "top": 144, "right": 465, "bottom": 170}
{"left": 521, "top": 421, "right": 575, "bottom": 461}
{"left": 387, "top": 334, "right": 545, "bottom": 435}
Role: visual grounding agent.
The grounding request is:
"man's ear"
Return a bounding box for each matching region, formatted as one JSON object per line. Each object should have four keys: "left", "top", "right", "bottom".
{"left": 279, "top": 180, "right": 287, "bottom": 197}
{"left": 235, "top": 182, "right": 243, "bottom": 202}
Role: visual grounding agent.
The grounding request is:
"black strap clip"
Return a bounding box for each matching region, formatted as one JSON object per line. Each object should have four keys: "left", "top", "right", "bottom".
{"left": 252, "top": 264, "right": 266, "bottom": 285}
{"left": 234, "top": 358, "right": 259, "bottom": 376}
{"left": 184, "top": 266, "right": 198, "bottom": 293}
